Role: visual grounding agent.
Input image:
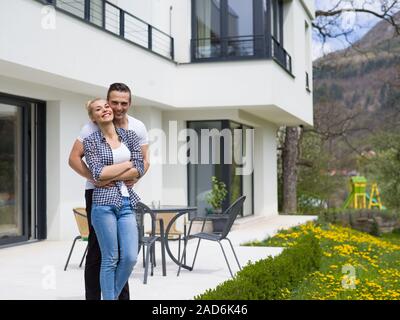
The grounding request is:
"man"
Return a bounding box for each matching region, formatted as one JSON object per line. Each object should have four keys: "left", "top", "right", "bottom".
{"left": 69, "top": 83, "right": 150, "bottom": 300}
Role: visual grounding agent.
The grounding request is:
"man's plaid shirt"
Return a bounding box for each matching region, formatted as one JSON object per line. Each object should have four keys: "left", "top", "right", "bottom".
{"left": 83, "top": 127, "right": 145, "bottom": 209}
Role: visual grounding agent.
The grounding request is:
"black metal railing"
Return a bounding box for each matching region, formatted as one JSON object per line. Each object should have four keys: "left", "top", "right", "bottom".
{"left": 271, "top": 36, "right": 292, "bottom": 74}
{"left": 37, "top": 0, "right": 174, "bottom": 61}
{"left": 191, "top": 35, "right": 292, "bottom": 74}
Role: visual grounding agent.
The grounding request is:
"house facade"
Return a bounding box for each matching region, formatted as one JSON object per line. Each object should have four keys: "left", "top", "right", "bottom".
{"left": 0, "top": 0, "right": 314, "bottom": 245}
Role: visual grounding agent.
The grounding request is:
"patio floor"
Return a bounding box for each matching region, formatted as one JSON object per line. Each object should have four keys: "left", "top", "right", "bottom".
{"left": 0, "top": 215, "right": 316, "bottom": 300}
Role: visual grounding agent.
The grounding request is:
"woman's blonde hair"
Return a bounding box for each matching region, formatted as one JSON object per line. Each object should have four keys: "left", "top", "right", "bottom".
{"left": 85, "top": 98, "right": 104, "bottom": 119}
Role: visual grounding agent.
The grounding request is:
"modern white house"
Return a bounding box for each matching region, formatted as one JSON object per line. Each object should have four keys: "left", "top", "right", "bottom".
{"left": 0, "top": 0, "right": 314, "bottom": 245}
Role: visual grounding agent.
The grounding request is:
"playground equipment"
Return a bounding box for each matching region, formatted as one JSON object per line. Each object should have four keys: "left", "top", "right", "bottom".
{"left": 342, "top": 176, "right": 385, "bottom": 210}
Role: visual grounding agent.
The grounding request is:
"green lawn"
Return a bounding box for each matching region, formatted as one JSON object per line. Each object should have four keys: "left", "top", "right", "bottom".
{"left": 247, "top": 223, "right": 400, "bottom": 300}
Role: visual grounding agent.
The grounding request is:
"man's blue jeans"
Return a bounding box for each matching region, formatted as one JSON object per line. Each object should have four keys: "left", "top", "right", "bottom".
{"left": 91, "top": 197, "right": 138, "bottom": 300}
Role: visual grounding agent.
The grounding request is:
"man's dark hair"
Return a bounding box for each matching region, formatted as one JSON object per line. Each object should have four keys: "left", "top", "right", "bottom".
{"left": 107, "top": 83, "right": 132, "bottom": 101}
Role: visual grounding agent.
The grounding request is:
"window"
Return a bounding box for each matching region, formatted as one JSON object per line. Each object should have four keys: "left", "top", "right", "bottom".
{"left": 271, "top": 0, "right": 284, "bottom": 44}
{"left": 305, "top": 21, "right": 311, "bottom": 90}
{"left": 0, "top": 94, "right": 46, "bottom": 246}
{"left": 192, "top": 0, "right": 257, "bottom": 59}
{"left": 192, "top": 0, "right": 288, "bottom": 65}
{"left": 226, "top": 0, "right": 254, "bottom": 56}
{"left": 194, "top": 0, "right": 222, "bottom": 58}
{"left": 187, "top": 120, "right": 254, "bottom": 218}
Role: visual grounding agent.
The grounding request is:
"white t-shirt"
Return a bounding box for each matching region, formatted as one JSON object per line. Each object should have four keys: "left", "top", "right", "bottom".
{"left": 78, "top": 115, "right": 148, "bottom": 190}
{"left": 112, "top": 143, "right": 131, "bottom": 197}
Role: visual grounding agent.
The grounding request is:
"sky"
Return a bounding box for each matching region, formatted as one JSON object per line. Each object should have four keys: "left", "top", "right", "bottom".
{"left": 312, "top": 0, "right": 385, "bottom": 59}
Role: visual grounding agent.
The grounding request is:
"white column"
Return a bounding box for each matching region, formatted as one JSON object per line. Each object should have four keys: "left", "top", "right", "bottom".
{"left": 46, "top": 101, "right": 61, "bottom": 240}
{"left": 253, "top": 123, "right": 278, "bottom": 217}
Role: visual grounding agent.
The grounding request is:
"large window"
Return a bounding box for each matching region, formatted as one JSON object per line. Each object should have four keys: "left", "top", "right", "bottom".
{"left": 192, "top": 0, "right": 288, "bottom": 68}
{"left": 0, "top": 104, "right": 24, "bottom": 242}
{"left": 271, "top": 0, "right": 284, "bottom": 44}
{"left": 194, "top": 0, "right": 222, "bottom": 58}
{"left": 187, "top": 120, "right": 254, "bottom": 218}
{"left": 0, "top": 94, "right": 46, "bottom": 246}
{"left": 226, "top": 0, "right": 254, "bottom": 57}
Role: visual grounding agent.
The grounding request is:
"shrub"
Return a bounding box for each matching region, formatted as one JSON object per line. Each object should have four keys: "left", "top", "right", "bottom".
{"left": 195, "top": 234, "right": 321, "bottom": 300}
{"left": 206, "top": 176, "right": 228, "bottom": 213}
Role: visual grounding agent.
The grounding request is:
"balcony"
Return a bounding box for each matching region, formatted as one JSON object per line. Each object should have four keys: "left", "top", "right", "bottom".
{"left": 36, "top": 0, "right": 175, "bottom": 61}
{"left": 191, "top": 35, "right": 292, "bottom": 74}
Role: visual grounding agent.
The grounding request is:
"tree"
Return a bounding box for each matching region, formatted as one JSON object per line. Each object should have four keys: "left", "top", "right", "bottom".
{"left": 360, "top": 132, "right": 400, "bottom": 209}
{"left": 280, "top": 1, "right": 400, "bottom": 213}
{"left": 281, "top": 126, "right": 301, "bottom": 214}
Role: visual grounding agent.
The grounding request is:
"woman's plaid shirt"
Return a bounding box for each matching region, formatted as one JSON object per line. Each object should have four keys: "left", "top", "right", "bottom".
{"left": 83, "top": 127, "right": 145, "bottom": 209}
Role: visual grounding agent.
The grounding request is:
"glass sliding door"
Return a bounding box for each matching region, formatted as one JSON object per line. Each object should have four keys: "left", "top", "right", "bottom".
{"left": 230, "top": 122, "right": 254, "bottom": 217}
{"left": 0, "top": 94, "right": 46, "bottom": 246}
{"left": 188, "top": 120, "right": 254, "bottom": 217}
{"left": 0, "top": 103, "right": 27, "bottom": 244}
{"left": 229, "top": 122, "right": 242, "bottom": 210}
{"left": 241, "top": 124, "right": 254, "bottom": 217}
{"left": 188, "top": 121, "right": 223, "bottom": 216}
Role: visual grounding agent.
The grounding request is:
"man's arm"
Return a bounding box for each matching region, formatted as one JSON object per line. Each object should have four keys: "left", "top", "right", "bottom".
{"left": 141, "top": 144, "right": 150, "bottom": 174}
{"left": 113, "top": 168, "right": 140, "bottom": 181}
{"left": 69, "top": 139, "right": 92, "bottom": 180}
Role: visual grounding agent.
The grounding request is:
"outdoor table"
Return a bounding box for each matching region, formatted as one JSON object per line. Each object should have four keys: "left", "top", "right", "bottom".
{"left": 150, "top": 205, "right": 198, "bottom": 271}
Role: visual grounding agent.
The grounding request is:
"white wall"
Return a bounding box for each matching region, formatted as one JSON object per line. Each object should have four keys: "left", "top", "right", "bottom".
{"left": 46, "top": 100, "right": 61, "bottom": 240}
{"left": 254, "top": 124, "right": 279, "bottom": 216}
{"left": 0, "top": 0, "right": 313, "bottom": 127}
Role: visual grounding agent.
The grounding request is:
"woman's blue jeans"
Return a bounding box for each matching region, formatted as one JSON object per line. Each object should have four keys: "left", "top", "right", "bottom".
{"left": 91, "top": 197, "right": 138, "bottom": 300}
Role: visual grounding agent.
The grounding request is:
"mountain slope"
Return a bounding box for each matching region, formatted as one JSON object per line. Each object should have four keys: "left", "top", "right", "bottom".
{"left": 314, "top": 12, "right": 400, "bottom": 119}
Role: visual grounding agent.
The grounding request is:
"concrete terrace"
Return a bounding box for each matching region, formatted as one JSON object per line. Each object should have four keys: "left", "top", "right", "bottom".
{"left": 0, "top": 215, "right": 316, "bottom": 300}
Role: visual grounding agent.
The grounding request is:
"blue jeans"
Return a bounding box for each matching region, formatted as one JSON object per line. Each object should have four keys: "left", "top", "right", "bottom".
{"left": 91, "top": 197, "right": 138, "bottom": 300}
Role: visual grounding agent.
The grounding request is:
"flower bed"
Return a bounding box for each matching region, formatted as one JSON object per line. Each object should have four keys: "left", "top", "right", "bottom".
{"left": 250, "top": 223, "right": 400, "bottom": 300}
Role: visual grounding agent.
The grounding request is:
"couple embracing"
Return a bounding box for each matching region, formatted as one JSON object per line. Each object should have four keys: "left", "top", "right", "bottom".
{"left": 69, "top": 83, "right": 150, "bottom": 300}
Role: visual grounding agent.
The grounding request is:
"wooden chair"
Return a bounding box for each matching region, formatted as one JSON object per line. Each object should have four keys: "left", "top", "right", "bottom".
{"left": 64, "top": 208, "right": 89, "bottom": 271}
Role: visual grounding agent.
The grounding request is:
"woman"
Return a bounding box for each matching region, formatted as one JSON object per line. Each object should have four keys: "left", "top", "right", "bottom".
{"left": 83, "top": 98, "right": 144, "bottom": 300}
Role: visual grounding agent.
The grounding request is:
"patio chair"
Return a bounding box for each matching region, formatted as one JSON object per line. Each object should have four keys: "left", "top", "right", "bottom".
{"left": 177, "top": 196, "right": 246, "bottom": 278}
{"left": 136, "top": 202, "right": 166, "bottom": 284}
{"left": 64, "top": 207, "right": 89, "bottom": 271}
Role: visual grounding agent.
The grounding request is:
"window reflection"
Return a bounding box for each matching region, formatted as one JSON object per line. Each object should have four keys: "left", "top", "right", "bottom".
{"left": 0, "top": 104, "right": 22, "bottom": 239}
{"left": 195, "top": 0, "right": 221, "bottom": 58}
{"left": 227, "top": 0, "right": 254, "bottom": 56}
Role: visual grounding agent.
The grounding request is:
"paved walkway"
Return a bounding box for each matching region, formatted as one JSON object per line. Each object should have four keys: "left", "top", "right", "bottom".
{"left": 0, "top": 215, "right": 316, "bottom": 300}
